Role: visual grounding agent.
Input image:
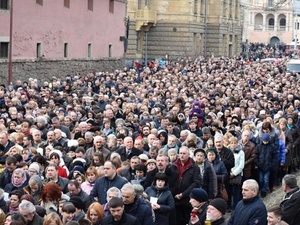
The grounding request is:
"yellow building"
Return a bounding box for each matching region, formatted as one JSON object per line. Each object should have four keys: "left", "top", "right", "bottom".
{"left": 126, "top": 0, "right": 243, "bottom": 62}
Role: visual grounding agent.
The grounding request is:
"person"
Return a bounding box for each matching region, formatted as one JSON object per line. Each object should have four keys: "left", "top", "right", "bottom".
{"left": 280, "top": 174, "right": 300, "bottom": 225}
{"left": 18, "top": 200, "right": 44, "bottom": 225}
{"left": 0, "top": 188, "right": 8, "bottom": 213}
{"left": 8, "top": 190, "right": 23, "bottom": 212}
{"left": 206, "top": 148, "right": 228, "bottom": 199}
{"left": 170, "top": 146, "right": 202, "bottom": 225}
{"left": 23, "top": 175, "right": 43, "bottom": 205}
{"left": 69, "top": 196, "right": 86, "bottom": 221}
{"left": 205, "top": 198, "right": 227, "bottom": 225}
{"left": 86, "top": 202, "right": 104, "bottom": 225}
{"left": 101, "top": 197, "right": 139, "bottom": 225}
{"left": 90, "top": 160, "right": 128, "bottom": 204}
{"left": 267, "top": 205, "right": 288, "bottom": 225}
{"left": 227, "top": 179, "right": 267, "bottom": 225}
{"left": 66, "top": 180, "right": 91, "bottom": 212}
{"left": 193, "top": 149, "right": 217, "bottom": 199}
{"left": 85, "top": 136, "right": 111, "bottom": 163}
{"left": 61, "top": 202, "right": 76, "bottom": 225}
{"left": 40, "top": 182, "right": 69, "bottom": 214}
{"left": 116, "top": 136, "right": 141, "bottom": 161}
{"left": 102, "top": 187, "right": 122, "bottom": 216}
{"left": 240, "top": 130, "right": 255, "bottom": 181}
{"left": 44, "top": 163, "right": 69, "bottom": 193}
{"left": 254, "top": 133, "right": 277, "bottom": 198}
{"left": 121, "top": 183, "right": 153, "bottom": 225}
{"left": 0, "top": 156, "right": 17, "bottom": 189}
{"left": 120, "top": 156, "right": 140, "bottom": 182}
{"left": 81, "top": 166, "right": 99, "bottom": 195}
{"left": 227, "top": 136, "right": 244, "bottom": 211}
{"left": 43, "top": 212, "right": 63, "bottom": 225}
{"left": 6, "top": 212, "right": 27, "bottom": 225}
{"left": 188, "top": 188, "right": 209, "bottom": 225}
{"left": 145, "top": 172, "right": 175, "bottom": 225}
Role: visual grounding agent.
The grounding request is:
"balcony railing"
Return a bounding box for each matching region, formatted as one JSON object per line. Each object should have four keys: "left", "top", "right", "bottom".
{"left": 278, "top": 26, "right": 286, "bottom": 31}
{"left": 135, "top": 7, "right": 157, "bottom": 31}
{"left": 254, "top": 24, "right": 263, "bottom": 30}
{"left": 267, "top": 25, "right": 274, "bottom": 31}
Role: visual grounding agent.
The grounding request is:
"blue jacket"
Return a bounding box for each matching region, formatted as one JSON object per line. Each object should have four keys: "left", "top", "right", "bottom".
{"left": 227, "top": 195, "right": 267, "bottom": 225}
{"left": 145, "top": 184, "right": 175, "bottom": 225}
{"left": 124, "top": 196, "right": 153, "bottom": 225}
{"left": 254, "top": 142, "right": 277, "bottom": 172}
{"left": 90, "top": 175, "right": 128, "bottom": 204}
{"left": 278, "top": 139, "right": 286, "bottom": 164}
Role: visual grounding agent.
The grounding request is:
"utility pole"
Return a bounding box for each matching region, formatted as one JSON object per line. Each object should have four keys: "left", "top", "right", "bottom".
{"left": 204, "top": 0, "right": 208, "bottom": 58}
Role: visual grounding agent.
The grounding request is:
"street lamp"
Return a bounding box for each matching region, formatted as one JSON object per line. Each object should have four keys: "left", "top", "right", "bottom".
{"left": 8, "top": 0, "right": 13, "bottom": 85}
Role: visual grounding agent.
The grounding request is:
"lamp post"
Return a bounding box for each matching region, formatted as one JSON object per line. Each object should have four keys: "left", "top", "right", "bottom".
{"left": 8, "top": 0, "right": 13, "bottom": 85}
{"left": 204, "top": 0, "right": 208, "bottom": 58}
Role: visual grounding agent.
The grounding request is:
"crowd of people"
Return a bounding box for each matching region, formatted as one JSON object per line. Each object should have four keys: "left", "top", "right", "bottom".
{"left": 0, "top": 44, "right": 300, "bottom": 225}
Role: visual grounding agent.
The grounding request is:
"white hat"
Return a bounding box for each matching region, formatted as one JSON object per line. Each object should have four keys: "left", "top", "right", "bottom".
{"left": 139, "top": 154, "right": 149, "bottom": 162}
{"left": 29, "top": 162, "right": 40, "bottom": 173}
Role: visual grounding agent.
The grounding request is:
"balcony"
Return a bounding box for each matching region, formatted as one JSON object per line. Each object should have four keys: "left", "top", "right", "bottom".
{"left": 135, "top": 7, "right": 157, "bottom": 31}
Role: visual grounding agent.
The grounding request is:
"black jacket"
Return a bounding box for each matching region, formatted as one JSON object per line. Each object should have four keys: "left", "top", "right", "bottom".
{"left": 116, "top": 147, "right": 141, "bottom": 161}
{"left": 170, "top": 158, "right": 202, "bottom": 207}
{"left": 145, "top": 184, "right": 175, "bottom": 225}
{"left": 101, "top": 212, "right": 140, "bottom": 225}
{"left": 280, "top": 187, "right": 300, "bottom": 225}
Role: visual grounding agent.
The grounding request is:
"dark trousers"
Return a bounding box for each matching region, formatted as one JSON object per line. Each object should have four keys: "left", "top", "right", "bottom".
{"left": 175, "top": 204, "right": 192, "bottom": 225}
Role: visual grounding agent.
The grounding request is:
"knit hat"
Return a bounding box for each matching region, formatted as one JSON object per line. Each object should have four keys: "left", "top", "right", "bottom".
{"left": 28, "top": 162, "right": 40, "bottom": 174}
{"left": 69, "top": 196, "right": 84, "bottom": 210}
{"left": 189, "top": 188, "right": 208, "bottom": 202}
{"left": 73, "top": 165, "right": 85, "bottom": 175}
{"left": 262, "top": 133, "right": 270, "bottom": 142}
{"left": 209, "top": 198, "right": 227, "bottom": 215}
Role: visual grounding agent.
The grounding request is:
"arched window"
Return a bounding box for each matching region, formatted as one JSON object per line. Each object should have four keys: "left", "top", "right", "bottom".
{"left": 268, "top": 18, "right": 274, "bottom": 30}
{"left": 279, "top": 18, "right": 286, "bottom": 31}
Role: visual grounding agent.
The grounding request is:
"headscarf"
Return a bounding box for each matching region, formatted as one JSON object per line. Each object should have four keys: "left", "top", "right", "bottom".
{"left": 12, "top": 168, "right": 27, "bottom": 188}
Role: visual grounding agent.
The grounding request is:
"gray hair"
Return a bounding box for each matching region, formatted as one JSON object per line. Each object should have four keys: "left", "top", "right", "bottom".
{"left": 19, "top": 200, "right": 36, "bottom": 213}
{"left": 243, "top": 179, "right": 259, "bottom": 192}
{"left": 121, "top": 183, "right": 135, "bottom": 194}
{"left": 283, "top": 174, "right": 298, "bottom": 189}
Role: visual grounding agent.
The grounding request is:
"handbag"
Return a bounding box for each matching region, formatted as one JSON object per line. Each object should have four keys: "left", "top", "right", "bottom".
{"left": 220, "top": 177, "right": 228, "bottom": 201}
{"left": 229, "top": 174, "right": 242, "bottom": 185}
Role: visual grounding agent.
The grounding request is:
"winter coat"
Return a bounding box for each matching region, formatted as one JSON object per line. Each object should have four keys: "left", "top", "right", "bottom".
{"left": 211, "top": 154, "right": 228, "bottom": 195}
{"left": 0, "top": 168, "right": 13, "bottom": 189}
{"left": 280, "top": 187, "right": 300, "bottom": 225}
{"left": 256, "top": 127, "right": 279, "bottom": 152}
{"left": 81, "top": 181, "right": 95, "bottom": 195}
{"left": 241, "top": 140, "right": 256, "bottom": 178}
{"left": 170, "top": 158, "right": 202, "bottom": 207}
{"left": 124, "top": 196, "right": 153, "bottom": 225}
{"left": 196, "top": 160, "right": 217, "bottom": 199}
{"left": 66, "top": 189, "right": 92, "bottom": 212}
{"left": 230, "top": 145, "right": 245, "bottom": 176}
{"left": 254, "top": 142, "right": 277, "bottom": 172}
{"left": 278, "top": 139, "right": 286, "bottom": 164}
{"left": 143, "top": 166, "right": 178, "bottom": 195}
{"left": 0, "top": 197, "right": 8, "bottom": 213}
{"left": 217, "top": 146, "right": 234, "bottom": 175}
{"left": 90, "top": 174, "right": 128, "bottom": 204}
{"left": 145, "top": 183, "right": 175, "bottom": 225}
{"left": 101, "top": 212, "right": 139, "bottom": 225}
{"left": 227, "top": 195, "right": 267, "bottom": 225}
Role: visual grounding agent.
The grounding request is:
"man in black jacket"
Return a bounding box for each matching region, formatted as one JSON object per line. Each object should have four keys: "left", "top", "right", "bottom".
{"left": 280, "top": 174, "right": 300, "bottom": 225}
{"left": 102, "top": 197, "right": 139, "bottom": 225}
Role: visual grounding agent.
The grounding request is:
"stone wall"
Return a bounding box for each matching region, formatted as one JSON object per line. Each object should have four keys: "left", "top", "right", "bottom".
{"left": 0, "top": 58, "right": 124, "bottom": 84}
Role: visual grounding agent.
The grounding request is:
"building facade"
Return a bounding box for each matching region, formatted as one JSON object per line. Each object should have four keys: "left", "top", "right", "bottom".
{"left": 242, "top": 0, "right": 293, "bottom": 45}
{"left": 0, "top": 0, "right": 126, "bottom": 81}
{"left": 126, "top": 0, "right": 243, "bottom": 62}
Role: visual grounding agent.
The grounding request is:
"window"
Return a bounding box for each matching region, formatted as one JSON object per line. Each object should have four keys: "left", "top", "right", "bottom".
{"left": 64, "top": 0, "right": 70, "bottom": 8}
{"left": 109, "top": 0, "right": 114, "bottom": 13}
{"left": 136, "top": 31, "right": 141, "bottom": 51}
{"left": 0, "top": 42, "right": 9, "bottom": 58}
{"left": 88, "top": 43, "right": 92, "bottom": 58}
{"left": 64, "top": 43, "right": 68, "bottom": 58}
{"left": 0, "top": 0, "right": 9, "bottom": 10}
{"left": 36, "top": 0, "right": 43, "bottom": 6}
{"left": 138, "top": 0, "right": 142, "bottom": 9}
{"left": 268, "top": 0, "right": 274, "bottom": 7}
{"left": 36, "top": 43, "right": 41, "bottom": 58}
{"left": 109, "top": 44, "right": 112, "bottom": 57}
{"left": 88, "top": 0, "right": 93, "bottom": 11}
